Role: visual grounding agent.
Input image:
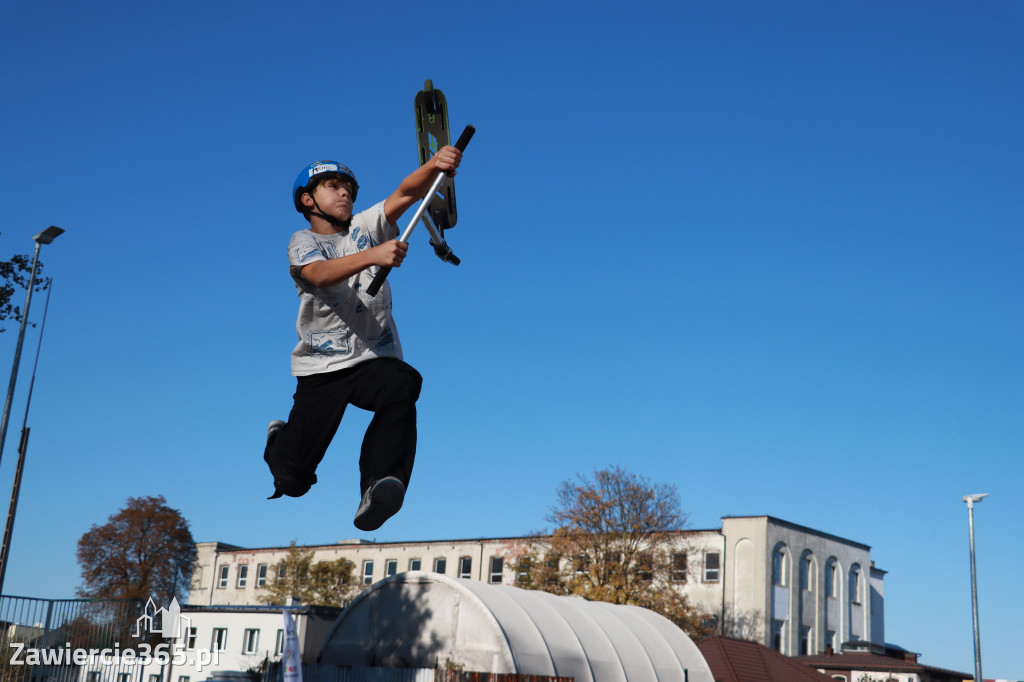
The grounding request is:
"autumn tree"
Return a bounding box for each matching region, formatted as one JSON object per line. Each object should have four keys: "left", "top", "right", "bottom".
{"left": 76, "top": 495, "right": 195, "bottom": 605}
{"left": 512, "top": 466, "right": 715, "bottom": 639}
{"left": 259, "top": 542, "right": 357, "bottom": 607}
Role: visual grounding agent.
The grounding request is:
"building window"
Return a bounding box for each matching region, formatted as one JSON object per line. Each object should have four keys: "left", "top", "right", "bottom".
{"left": 800, "top": 554, "right": 813, "bottom": 591}
{"left": 574, "top": 554, "right": 590, "bottom": 575}
{"left": 118, "top": 675, "right": 130, "bottom": 682}
{"left": 218, "top": 565, "right": 229, "bottom": 588}
{"left": 849, "top": 564, "right": 861, "bottom": 604}
{"left": 257, "top": 564, "right": 268, "bottom": 587}
{"left": 826, "top": 559, "right": 838, "bottom": 598}
{"left": 826, "top": 629, "right": 837, "bottom": 650}
{"left": 799, "top": 626, "right": 812, "bottom": 655}
{"left": 637, "top": 552, "right": 653, "bottom": 582}
{"left": 243, "top": 628, "right": 259, "bottom": 654}
{"left": 433, "top": 557, "right": 447, "bottom": 574}
{"left": 703, "top": 552, "right": 721, "bottom": 582}
{"left": 458, "top": 556, "right": 472, "bottom": 579}
{"left": 488, "top": 556, "right": 504, "bottom": 584}
{"left": 516, "top": 557, "right": 533, "bottom": 584}
{"left": 237, "top": 565, "right": 248, "bottom": 588}
{"left": 212, "top": 628, "right": 228, "bottom": 652}
{"left": 363, "top": 560, "right": 374, "bottom": 584}
{"left": 409, "top": 558, "right": 421, "bottom": 571}
{"left": 771, "top": 620, "right": 784, "bottom": 652}
{"left": 386, "top": 559, "right": 398, "bottom": 577}
{"left": 178, "top": 677, "right": 191, "bottom": 682}
{"left": 87, "top": 674, "right": 99, "bottom": 682}
{"left": 275, "top": 629, "right": 284, "bottom": 656}
{"left": 185, "top": 626, "right": 197, "bottom": 650}
{"left": 150, "top": 675, "right": 161, "bottom": 682}
{"left": 278, "top": 564, "right": 287, "bottom": 580}
{"left": 670, "top": 553, "right": 687, "bottom": 582}
{"left": 772, "top": 548, "right": 787, "bottom": 586}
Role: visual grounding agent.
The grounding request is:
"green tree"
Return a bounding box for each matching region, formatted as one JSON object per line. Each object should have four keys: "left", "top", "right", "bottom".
{"left": 259, "top": 542, "right": 357, "bottom": 607}
{"left": 512, "top": 466, "right": 715, "bottom": 639}
{"left": 76, "top": 495, "right": 195, "bottom": 604}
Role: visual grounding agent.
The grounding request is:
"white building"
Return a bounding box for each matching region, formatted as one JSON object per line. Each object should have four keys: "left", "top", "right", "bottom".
{"left": 712, "top": 516, "right": 880, "bottom": 655}
{"left": 191, "top": 515, "right": 883, "bottom": 658}
{"left": 75, "top": 604, "right": 340, "bottom": 682}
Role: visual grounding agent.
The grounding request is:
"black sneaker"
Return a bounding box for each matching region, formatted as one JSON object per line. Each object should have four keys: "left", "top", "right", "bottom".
{"left": 266, "top": 420, "right": 288, "bottom": 499}
{"left": 267, "top": 420, "right": 285, "bottom": 445}
{"left": 353, "top": 477, "right": 405, "bottom": 532}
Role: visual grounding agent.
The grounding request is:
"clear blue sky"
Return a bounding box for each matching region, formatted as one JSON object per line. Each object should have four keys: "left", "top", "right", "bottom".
{"left": 1, "top": 0, "right": 1020, "bottom": 678}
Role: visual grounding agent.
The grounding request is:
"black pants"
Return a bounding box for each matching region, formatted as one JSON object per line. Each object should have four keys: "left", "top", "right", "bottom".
{"left": 264, "top": 357, "right": 422, "bottom": 498}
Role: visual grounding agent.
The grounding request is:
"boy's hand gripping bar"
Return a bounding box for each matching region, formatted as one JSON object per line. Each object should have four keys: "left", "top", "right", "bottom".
{"left": 366, "top": 124, "right": 475, "bottom": 297}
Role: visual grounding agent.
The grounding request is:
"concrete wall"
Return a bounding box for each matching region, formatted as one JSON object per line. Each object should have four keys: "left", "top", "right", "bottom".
{"left": 719, "top": 516, "right": 874, "bottom": 655}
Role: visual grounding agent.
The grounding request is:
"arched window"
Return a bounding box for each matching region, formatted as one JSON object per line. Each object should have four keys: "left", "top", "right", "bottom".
{"left": 849, "top": 564, "right": 862, "bottom": 604}
{"left": 825, "top": 557, "right": 839, "bottom": 598}
{"left": 799, "top": 551, "right": 814, "bottom": 591}
{"left": 772, "top": 546, "right": 788, "bottom": 586}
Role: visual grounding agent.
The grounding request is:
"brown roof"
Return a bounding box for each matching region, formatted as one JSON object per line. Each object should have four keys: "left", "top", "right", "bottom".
{"left": 794, "top": 652, "right": 921, "bottom": 671}
{"left": 792, "top": 651, "right": 972, "bottom": 680}
{"left": 697, "top": 636, "right": 835, "bottom": 682}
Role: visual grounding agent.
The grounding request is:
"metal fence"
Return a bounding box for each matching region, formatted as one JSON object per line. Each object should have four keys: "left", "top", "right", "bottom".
{"left": 262, "top": 664, "right": 433, "bottom": 682}
{"left": 261, "top": 663, "right": 572, "bottom": 682}
{"left": 0, "top": 596, "right": 576, "bottom": 682}
{"left": 0, "top": 595, "right": 146, "bottom": 682}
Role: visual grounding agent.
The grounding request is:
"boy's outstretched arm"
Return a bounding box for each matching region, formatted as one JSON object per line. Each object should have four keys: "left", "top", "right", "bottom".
{"left": 383, "top": 146, "right": 462, "bottom": 224}
{"left": 299, "top": 240, "right": 408, "bottom": 289}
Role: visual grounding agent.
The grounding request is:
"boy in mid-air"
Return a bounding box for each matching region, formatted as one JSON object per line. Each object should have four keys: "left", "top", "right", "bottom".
{"left": 265, "top": 145, "right": 462, "bottom": 531}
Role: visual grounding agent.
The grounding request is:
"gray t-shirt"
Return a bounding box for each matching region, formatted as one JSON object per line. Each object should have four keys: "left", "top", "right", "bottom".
{"left": 287, "top": 201, "right": 403, "bottom": 376}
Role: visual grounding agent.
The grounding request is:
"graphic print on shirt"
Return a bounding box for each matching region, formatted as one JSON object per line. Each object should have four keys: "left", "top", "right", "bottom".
{"left": 314, "top": 237, "right": 340, "bottom": 260}
{"left": 308, "top": 328, "right": 352, "bottom": 356}
{"left": 295, "top": 244, "right": 321, "bottom": 265}
{"left": 351, "top": 226, "right": 371, "bottom": 251}
{"left": 373, "top": 325, "right": 396, "bottom": 352}
{"left": 294, "top": 236, "right": 339, "bottom": 269}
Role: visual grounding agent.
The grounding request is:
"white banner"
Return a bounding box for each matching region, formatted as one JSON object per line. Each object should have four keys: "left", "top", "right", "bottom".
{"left": 283, "top": 610, "right": 302, "bottom": 682}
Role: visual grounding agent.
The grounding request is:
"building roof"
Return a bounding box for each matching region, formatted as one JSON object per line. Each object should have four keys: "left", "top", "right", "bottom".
{"left": 181, "top": 603, "right": 342, "bottom": 617}
{"left": 197, "top": 515, "right": 876, "bottom": 554}
{"left": 721, "top": 516, "right": 872, "bottom": 551}
{"left": 795, "top": 652, "right": 922, "bottom": 672}
{"left": 792, "top": 651, "right": 972, "bottom": 680}
{"left": 695, "top": 636, "right": 834, "bottom": 682}
{"left": 319, "top": 571, "right": 715, "bottom": 682}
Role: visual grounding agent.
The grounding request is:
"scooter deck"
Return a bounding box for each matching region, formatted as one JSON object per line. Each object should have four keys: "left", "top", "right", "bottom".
{"left": 415, "top": 80, "right": 458, "bottom": 231}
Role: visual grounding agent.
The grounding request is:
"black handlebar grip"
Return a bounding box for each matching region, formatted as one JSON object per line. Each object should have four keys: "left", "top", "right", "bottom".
{"left": 454, "top": 125, "right": 475, "bottom": 152}
{"left": 367, "top": 266, "right": 390, "bottom": 297}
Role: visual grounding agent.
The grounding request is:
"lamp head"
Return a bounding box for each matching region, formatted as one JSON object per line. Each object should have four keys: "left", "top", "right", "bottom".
{"left": 962, "top": 493, "right": 989, "bottom": 506}
{"left": 33, "top": 226, "right": 64, "bottom": 245}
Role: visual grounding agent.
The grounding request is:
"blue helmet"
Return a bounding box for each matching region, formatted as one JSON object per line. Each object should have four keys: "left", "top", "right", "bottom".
{"left": 292, "top": 160, "right": 359, "bottom": 212}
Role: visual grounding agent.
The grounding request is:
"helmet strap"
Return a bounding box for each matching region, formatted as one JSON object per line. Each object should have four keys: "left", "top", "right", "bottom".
{"left": 307, "top": 194, "right": 352, "bottom": 230}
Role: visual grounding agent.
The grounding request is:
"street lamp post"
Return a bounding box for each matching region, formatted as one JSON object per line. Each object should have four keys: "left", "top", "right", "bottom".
{"left": 0, "top": 226, "right": 63, "bottom": 595}
{"left": 0, "top": 226, "right": 64, "bottom": 471}
{"left": 962, "top": 493, "right": 988, "bottom": 682}
{"left": 0, "top": 285, "right": 53, "bottom": 592}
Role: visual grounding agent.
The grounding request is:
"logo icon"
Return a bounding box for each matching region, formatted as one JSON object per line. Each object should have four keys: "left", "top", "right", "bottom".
{"left": 133, "top": 597, "right": 191, "bottom": 639}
